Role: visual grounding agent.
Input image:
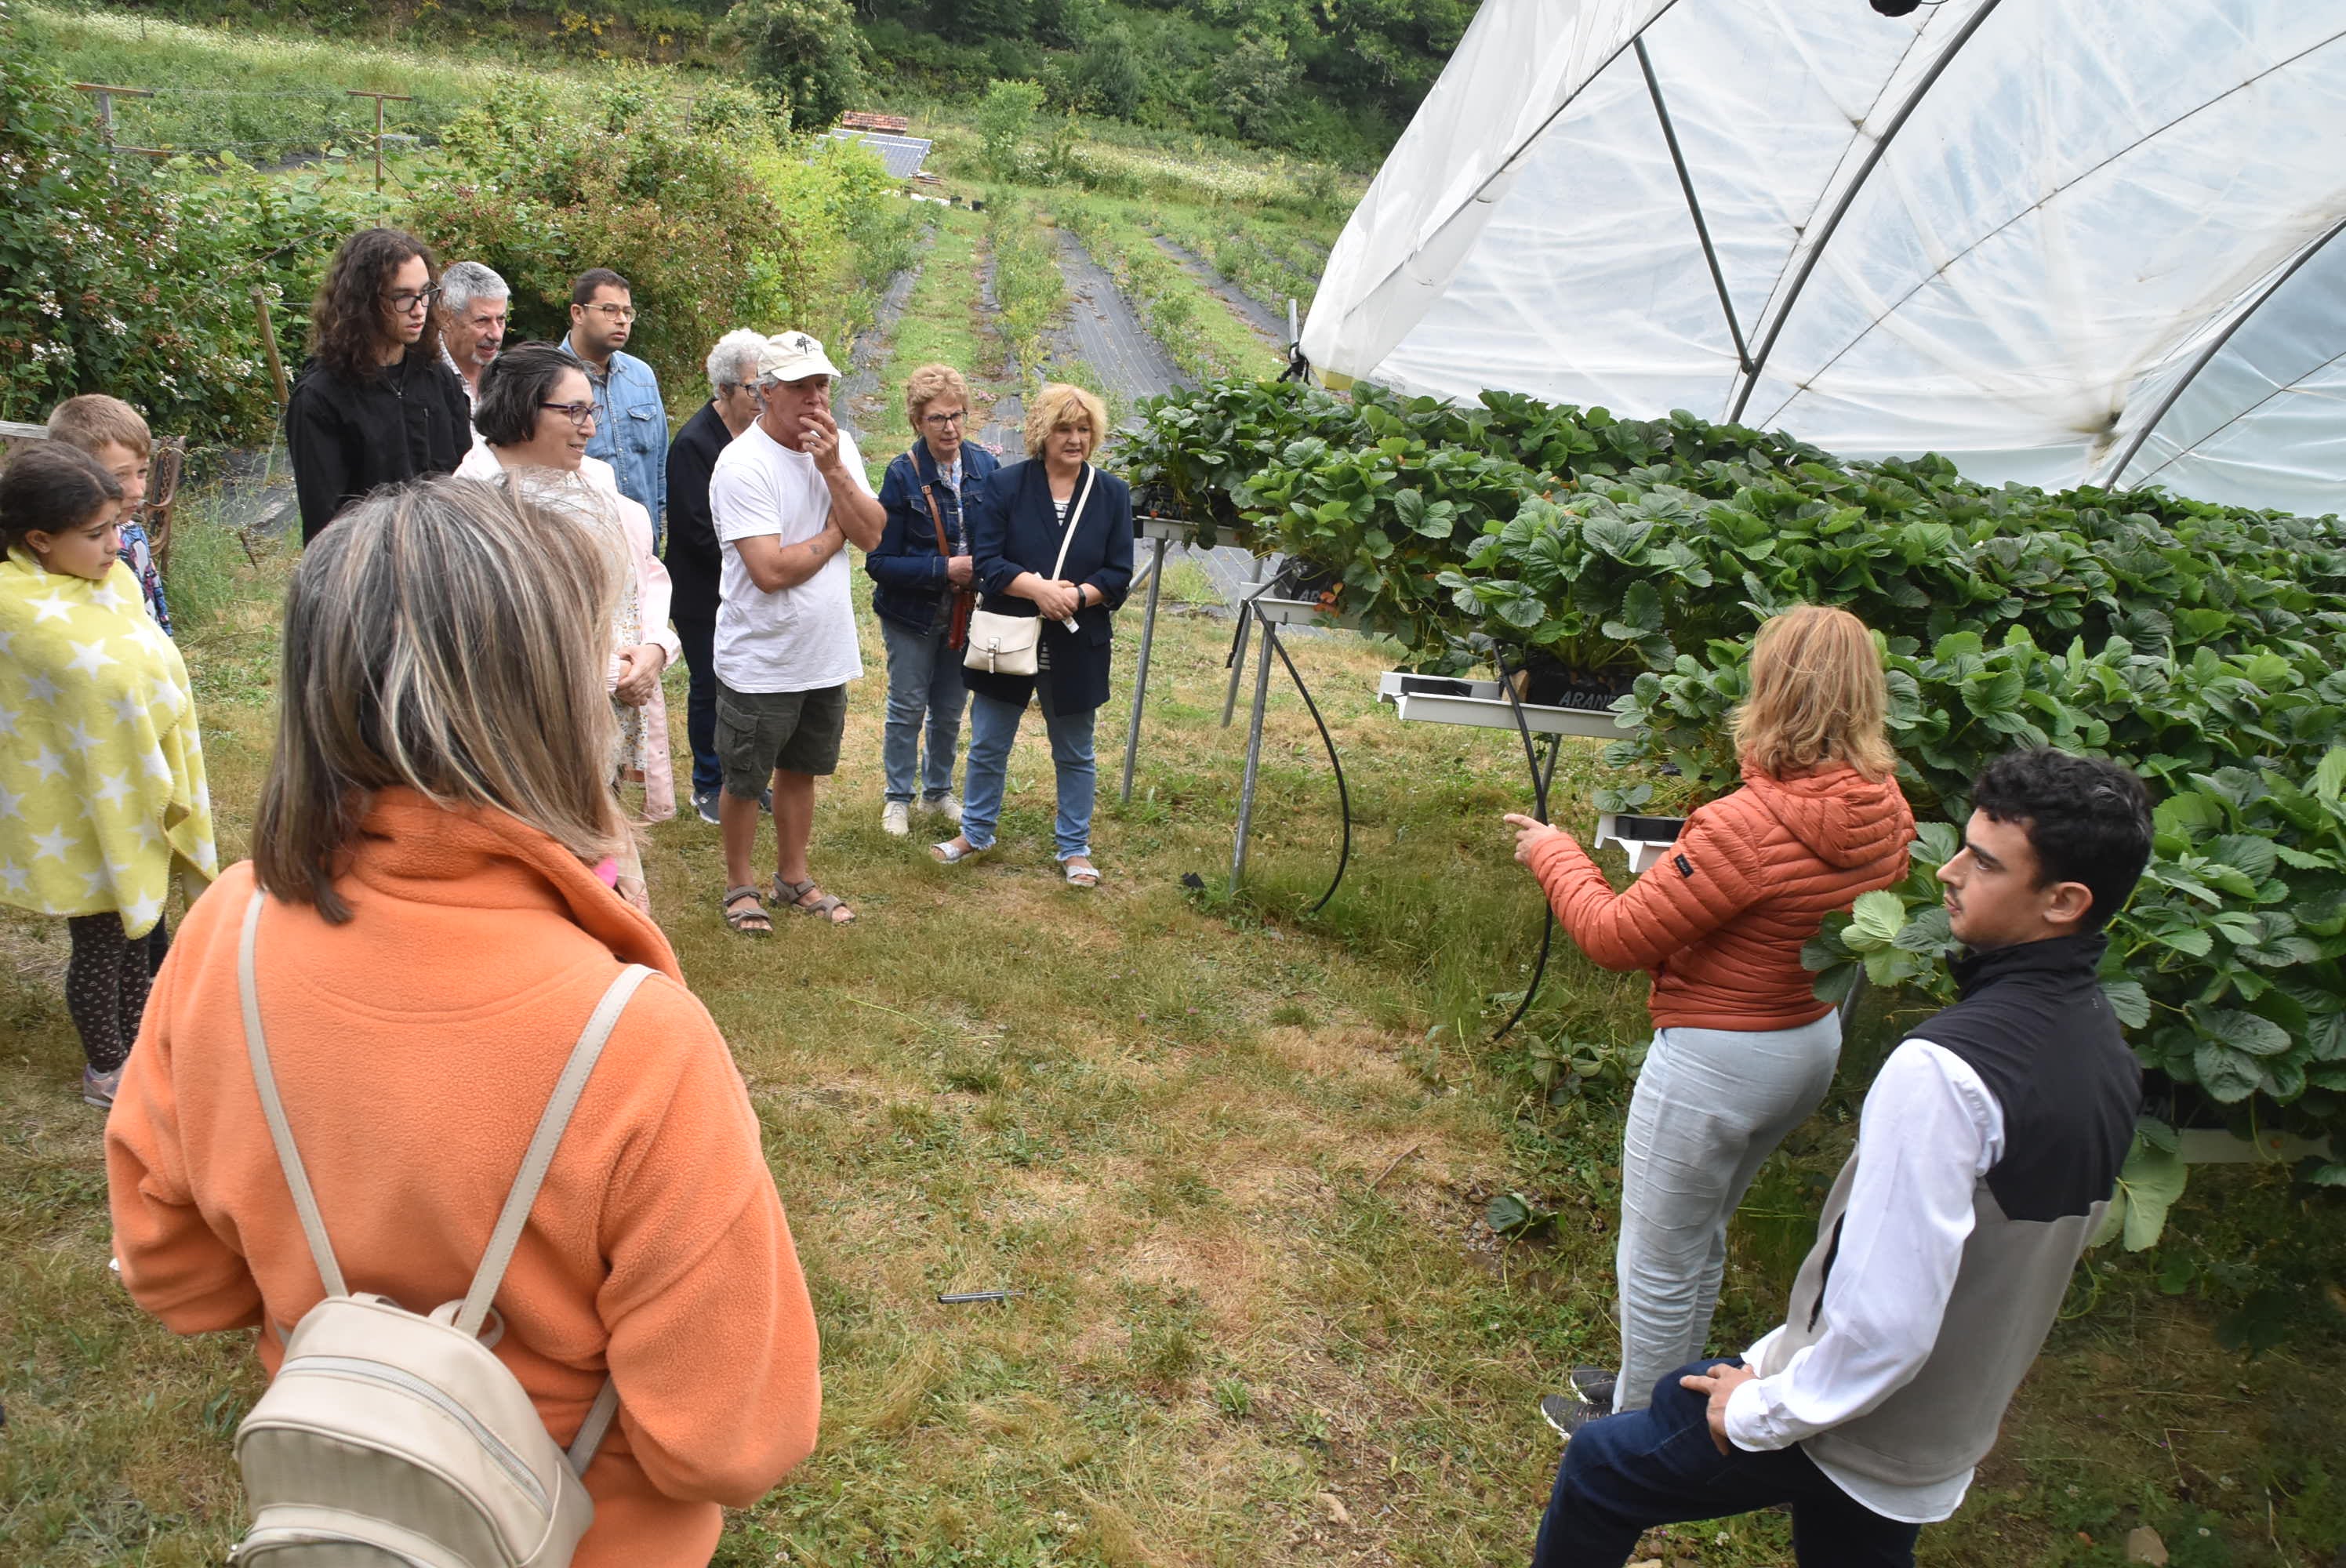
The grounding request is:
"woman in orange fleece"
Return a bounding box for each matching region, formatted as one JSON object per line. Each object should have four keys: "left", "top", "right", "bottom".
{"left": 106, "top": 477, "right": 819, "bottom": 1566}
{"left": 1505, "top": 604, "right": 1912, "bottom": 1428}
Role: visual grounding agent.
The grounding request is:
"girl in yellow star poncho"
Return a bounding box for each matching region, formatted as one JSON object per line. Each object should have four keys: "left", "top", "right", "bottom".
{"left": 0, "top": 445, "right": 217, "bottom": 1109}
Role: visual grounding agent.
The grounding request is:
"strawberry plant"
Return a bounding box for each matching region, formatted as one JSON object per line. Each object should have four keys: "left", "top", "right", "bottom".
{"left": 1124, "top": 377, "right": 2346, "bottom": 1221}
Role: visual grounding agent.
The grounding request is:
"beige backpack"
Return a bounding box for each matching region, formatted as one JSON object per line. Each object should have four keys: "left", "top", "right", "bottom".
{"left": 227, "top": 888, "right": 645, "bottom": 1567}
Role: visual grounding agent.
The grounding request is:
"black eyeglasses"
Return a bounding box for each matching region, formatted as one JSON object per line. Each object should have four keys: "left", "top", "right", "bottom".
{"left": 385, "top": 285, "right": 443, "bottom": 314}
{"left": 923, "top": 410, "right": 968, "bottom": 428}
{"left": 539, "top": 401, "right": 597, "bottom": 429}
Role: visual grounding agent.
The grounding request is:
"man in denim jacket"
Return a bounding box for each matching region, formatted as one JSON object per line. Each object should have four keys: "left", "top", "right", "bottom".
{"left": 564, "top": 267, "right": 670, "bottom": 549}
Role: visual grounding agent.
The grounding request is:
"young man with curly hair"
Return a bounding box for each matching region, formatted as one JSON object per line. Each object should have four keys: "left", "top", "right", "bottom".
{"left": 284, "top": 227, "right": 473, "bottom": 544}
{"left": 1532, "top": 747, "right": 2155, "bottom": 1568}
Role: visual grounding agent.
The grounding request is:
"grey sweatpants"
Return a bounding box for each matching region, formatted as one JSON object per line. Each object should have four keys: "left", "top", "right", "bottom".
{"left": 1613, "top": 1013, "right": 1843, "bottom": 1410}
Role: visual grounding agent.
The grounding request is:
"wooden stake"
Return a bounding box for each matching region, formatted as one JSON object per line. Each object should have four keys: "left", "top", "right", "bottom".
{"left": 250, "top": 285, "right": 290, "bottom": 408}
{"left": 345, "top": 89, "right": 412, "bottom": 190}
{"left": 71, "top": 82, "right": 165, "bottom": 159}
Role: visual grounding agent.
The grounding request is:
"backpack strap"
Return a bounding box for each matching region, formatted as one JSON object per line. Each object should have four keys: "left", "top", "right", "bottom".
{"left": 240, "top": 887, "right": 641, "bottom": 1479}
{"left": 455, "top": 962, "right": 652, "bottom": 1336}
{"left": 567, "top": 1378, "right": 623, "bottom": 1474}
{"left": 240, "top": 889, "right": 348, "bottom": 1300}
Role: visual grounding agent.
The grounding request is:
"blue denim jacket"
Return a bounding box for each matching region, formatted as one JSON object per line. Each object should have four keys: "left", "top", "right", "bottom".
{"left": 565, "top": 343, "right": 669, "bottom": 543}
{"left": 868, "top": 439, "right": 1001, "bottom": 631}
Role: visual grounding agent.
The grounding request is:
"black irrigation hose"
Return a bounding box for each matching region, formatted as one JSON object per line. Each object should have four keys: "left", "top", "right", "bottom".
{"left": 1262, "top": 622, "right": 1351, "bottom": 913}
{"left": 1491, "top": 654, "right": 1563, "bottom": 1044}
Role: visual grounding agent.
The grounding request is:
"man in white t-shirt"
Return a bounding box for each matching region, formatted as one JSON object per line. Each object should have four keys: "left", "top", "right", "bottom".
{"left": 708, "top": 331, "right": 885, "bottom": 931}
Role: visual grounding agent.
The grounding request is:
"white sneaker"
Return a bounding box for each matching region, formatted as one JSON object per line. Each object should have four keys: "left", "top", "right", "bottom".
{"left": 925, "top": 793, "right": 963, "bottom": 825}
{"left": 881, "top": 800, "right": 910, "bottom": 837}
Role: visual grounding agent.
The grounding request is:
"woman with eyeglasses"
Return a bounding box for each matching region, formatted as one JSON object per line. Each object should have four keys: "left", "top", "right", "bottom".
{"left": 459, "top": 343, "right": 681, "bottom": 909}
{"left": 863, "top": 364, "right": 1000, "bottom": 839}
{"left": 284, "top": 227, "right": 475, "bottom": 545}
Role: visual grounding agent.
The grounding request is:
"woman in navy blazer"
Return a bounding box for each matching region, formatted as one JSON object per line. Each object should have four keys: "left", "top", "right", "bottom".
{"left": 932, "top": 383, "right": 1132, "bottom": 886}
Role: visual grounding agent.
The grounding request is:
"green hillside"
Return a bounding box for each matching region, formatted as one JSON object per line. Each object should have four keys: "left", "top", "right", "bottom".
{"left": 77, "top": 0, "right": 1474, "bottom": 161}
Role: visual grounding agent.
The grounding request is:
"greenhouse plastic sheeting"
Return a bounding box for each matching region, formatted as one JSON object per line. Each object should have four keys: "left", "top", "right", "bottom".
{"left": 1301, "top": 0, "right": 2346, "bottom": 515}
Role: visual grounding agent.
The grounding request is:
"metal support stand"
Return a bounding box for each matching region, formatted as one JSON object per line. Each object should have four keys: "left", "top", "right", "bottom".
{"left": 1222, "top": 554, "right": 1272, "bottom": 726}
{"left": 1226, "top": 595, "right": 1356, "bottom": 893}
{"left": 1229, "top": 604, "right": 1277, "bottom": 891}
{"left": 1118, "top": 531, "right": 1171, "bottom": 804}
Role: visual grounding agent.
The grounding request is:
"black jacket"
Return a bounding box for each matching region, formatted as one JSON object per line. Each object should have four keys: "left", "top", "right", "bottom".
{"left": 866, "top": 439, "right": 1002, "bottom": 631}
{"left": 284, "top": 350, "right": 473, "bottom": 543}
{"left": 966, "top": 459, "right": 1133, "bottom": 713}
{"left": 663, "top": 399, "right": 734, "bottom": 622}
{"left": 1909, "top": 931, "right": 2142, "bottom": 1221}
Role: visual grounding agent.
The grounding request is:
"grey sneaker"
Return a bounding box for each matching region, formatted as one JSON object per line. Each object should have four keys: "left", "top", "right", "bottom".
{"left": 924, "top": 793, "right": 963, "bottom": 825}
{"left": 694, "top": 789, "right": 722, "bottom": 826}
{"left": 881, "top": 800, "right": 910, "bottom": 837}
{"left": 82, "top": 1065, "right": 122, "bottom": 1110}
{"left": 1569, "top": 1366, "right": 1618, "bottom": 1410}
{"left": 1539, "top": 1393, "right": 1608, "bottom": 1444}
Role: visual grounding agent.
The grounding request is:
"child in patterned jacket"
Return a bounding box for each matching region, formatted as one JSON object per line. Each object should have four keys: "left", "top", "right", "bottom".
{"left": 0, "top": 445, "right": 216, "bottom": 1109}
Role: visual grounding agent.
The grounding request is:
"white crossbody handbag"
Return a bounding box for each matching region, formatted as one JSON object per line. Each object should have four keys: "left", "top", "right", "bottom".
{"left": 964, "top": 463, "right": 1096, "bottom": 677}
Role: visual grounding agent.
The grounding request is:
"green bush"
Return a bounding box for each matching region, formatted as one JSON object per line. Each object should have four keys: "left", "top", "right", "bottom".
{"left": 976, "top": 76, "right": 1047, "bottom": 180}
{"left": 400, "top": 78, "right": 895, "bottom": 412}
{"left": 0, "top": 3, "right": 380, "bottom": 444}
{"left": 717, "top": 0, "right": 867, "bottom": 131}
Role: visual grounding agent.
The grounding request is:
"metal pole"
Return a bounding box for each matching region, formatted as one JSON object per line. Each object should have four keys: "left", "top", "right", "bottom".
{"left": 1634, "top": 36, "right": 1752, "bottom": 375}
{"left": 1120, "top": 533, "right": 1168, "bottom": 804}
{"left": 1221, "top": 552, "right": 1270, "bottom": 726}
{"left": 1228, "top": 606, "right": 1276, "bottom": 892}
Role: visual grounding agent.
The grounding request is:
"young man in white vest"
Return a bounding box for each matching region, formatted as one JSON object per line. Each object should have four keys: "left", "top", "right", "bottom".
{"left": 1532, "top": 747, "right": 2154, "bottom": 1567}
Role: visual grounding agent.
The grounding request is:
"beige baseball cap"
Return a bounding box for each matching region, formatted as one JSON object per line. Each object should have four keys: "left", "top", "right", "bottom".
{"left": 756, "top": 330, "right": 841, "bottom": 384}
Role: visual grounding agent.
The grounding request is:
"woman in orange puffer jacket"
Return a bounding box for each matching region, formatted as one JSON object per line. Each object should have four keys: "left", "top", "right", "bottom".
{"left": 1506, "top": 604, "right": 1913, "bottom": 1425}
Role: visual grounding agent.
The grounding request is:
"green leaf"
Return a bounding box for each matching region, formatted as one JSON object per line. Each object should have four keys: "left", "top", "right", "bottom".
{"left": 2193, "top": 1041, "right": 2264, "bottom": 1102}
{"left": 1485, "top": 1190, "right": 1556, "bottom": 1239}
{"left": 2101, "top": 979, "right": 2151, "bottom": 1030}
{"left": 2097, "top": 1138, "right": 2188, "bottom": 1251}
{"left": 2193, "top": 1006, "right": 2293, "bottom": 1058}
{"left": 2315, "top": 746, "right": 2346, "bottom": 804}
{"left": 2155, "top": 926, "right": 2214, "bottom": 958}
{"left": 1392, "top": 487, "right": 1425, "bottom": 533}
{"left": 1844, "top": 890, "right": 1909, "bottom": 953}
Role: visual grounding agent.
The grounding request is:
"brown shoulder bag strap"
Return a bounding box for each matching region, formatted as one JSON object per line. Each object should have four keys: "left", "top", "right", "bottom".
{"left": 913, "top": 446, "right": 975, "bottom": 649}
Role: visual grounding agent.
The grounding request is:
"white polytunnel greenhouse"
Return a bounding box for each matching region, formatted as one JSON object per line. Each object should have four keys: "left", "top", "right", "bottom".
{"left": 1299, "top": 0, "right": 2346, "bottom": 517}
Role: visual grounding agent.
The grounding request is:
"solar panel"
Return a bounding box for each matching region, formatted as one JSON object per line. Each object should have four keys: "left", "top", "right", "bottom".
{"left": 826, "top": 129, "right": 932, "bottom": 179}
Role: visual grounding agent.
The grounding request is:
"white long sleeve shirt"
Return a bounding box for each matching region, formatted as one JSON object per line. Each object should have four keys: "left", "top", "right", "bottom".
{"left": 1723, "top": 1037, "right": 2006, "bottom": 1523}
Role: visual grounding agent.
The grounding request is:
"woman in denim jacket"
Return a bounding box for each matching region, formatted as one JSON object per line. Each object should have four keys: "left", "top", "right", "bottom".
{"left": 866, "top": 365, "right": 1000, "bottom": 837}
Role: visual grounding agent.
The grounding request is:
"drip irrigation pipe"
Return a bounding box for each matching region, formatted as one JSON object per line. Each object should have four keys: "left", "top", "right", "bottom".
{"left": 1491, "top": 654, "right": 1563, "bottom": 1044}
{"left": 1262, "top": 622, "right": 1350, "bottom": 913}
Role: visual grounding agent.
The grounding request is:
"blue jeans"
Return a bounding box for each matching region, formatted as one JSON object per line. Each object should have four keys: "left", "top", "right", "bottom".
{"left": 1531, "top": 1359, "right": 1920, "bottom": 1568}
{"left": 961, "top": 687, "right": 1095, "bottom": 859}
{"left": 879, "top": 612, "right": 968, "bottom": 804}
{"left": 674, "top": 612, "right": 721, "bottom": 800}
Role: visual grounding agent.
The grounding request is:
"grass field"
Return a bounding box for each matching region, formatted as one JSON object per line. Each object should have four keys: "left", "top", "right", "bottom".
{"left": 4, "top": 500, "right": 2344, "bottom": 1566}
